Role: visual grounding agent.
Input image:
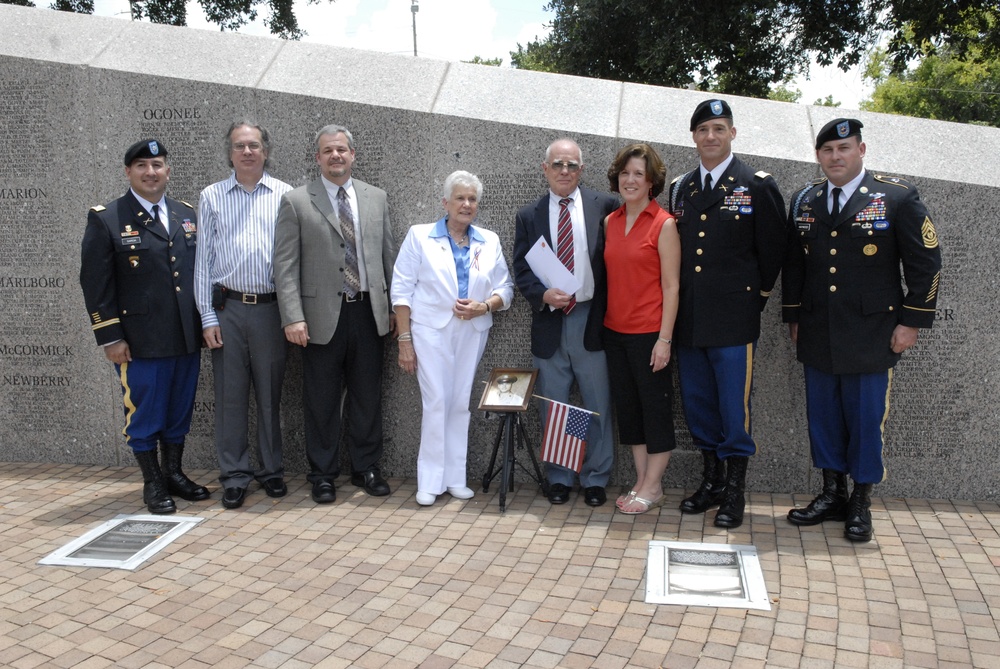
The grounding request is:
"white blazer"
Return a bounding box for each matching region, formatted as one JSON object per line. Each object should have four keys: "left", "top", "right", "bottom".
{"left": 391, "top": 218, "right": 514, "bottom": 332}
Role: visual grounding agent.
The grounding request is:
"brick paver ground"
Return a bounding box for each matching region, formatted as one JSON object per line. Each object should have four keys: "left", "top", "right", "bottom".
{"left": 1, "top": 462, "right": 997, "bottom": 668}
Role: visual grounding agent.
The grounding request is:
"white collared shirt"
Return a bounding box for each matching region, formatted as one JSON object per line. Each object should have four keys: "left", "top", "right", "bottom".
{"left": 828, "top": 170, "right": 866, "bottom": 214}
{"left": 322, "top": 175, "right": 369, "bottom": 291}
{"left": 130, "top": 189, "right": 169, "bottom": 234}
{"left": 546, "top": 187, "right": 595, "bottom": 303}
{"left": 700, "top": 153, "right": 735, "bottom": 191}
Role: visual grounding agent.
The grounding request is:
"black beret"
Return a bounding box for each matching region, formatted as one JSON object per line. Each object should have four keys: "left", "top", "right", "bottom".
{"left": 815, "top": 118, "right": 863, "bottom": 149}
{"left": 690, "top": 99, "right": 733, "bottom": 131}
{"left": 124, "top": 139, "right": 168, "bottom": 166}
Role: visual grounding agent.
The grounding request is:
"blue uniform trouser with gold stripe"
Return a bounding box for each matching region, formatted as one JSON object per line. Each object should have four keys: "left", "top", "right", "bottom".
{"left": 116, "top": 353, "right": 200, "bottom": 453}
{"left": 677, "top": 343, "right": 756, "bottom": 459}
{"left": 803, "top": 365, "right": 891, "bottom": 484}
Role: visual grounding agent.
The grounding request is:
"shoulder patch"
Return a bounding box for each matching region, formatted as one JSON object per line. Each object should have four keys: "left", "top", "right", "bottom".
{"left": 90, "top": 205, "right": 106, "bottom": 212}
{"left": 179, "top": 200, "right": 195, "bottom": 208}
{"left": 874, "top": 174, "right": 911, "bottom": 189}
{"left": 754, "top": 170, "right": 771, "bottom": 179}
{"left": 811, "top": 176, "right": 827, "bottom": 185}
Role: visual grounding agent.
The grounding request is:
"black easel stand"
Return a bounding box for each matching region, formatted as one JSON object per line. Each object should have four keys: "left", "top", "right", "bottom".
{"left": 481, "top": 411, "right": 549, "bottom": 512}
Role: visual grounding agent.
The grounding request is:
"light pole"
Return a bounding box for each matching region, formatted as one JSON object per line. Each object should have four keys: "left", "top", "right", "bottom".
{"left": 411, "top": 0, "right": 419, "bottom": 57}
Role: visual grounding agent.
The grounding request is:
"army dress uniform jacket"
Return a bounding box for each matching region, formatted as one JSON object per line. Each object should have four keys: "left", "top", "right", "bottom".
{"left": 669, "top": 156, "right": 787, "bottom": 348}
{"left": 80, "top": 190, "right": 201, "bottom": 358}
{"left": 781, "top": 171, "right": 942, "bottom": 375}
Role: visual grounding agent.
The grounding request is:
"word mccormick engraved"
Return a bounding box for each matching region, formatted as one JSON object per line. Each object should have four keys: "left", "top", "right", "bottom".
{"left": 0, "top": 344, "right": 72, "bottom": 356}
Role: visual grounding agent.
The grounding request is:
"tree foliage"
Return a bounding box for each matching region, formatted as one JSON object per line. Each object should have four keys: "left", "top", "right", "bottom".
{"left": 862, "top": 46, "right": 1000, "bottom": 126}
{"left": 465, "top": 56, "right": 503, "bottom": 67}
{"left": 3, "top": 0, "right": 330, "bottom": 40}
{"left": 510, "top": 1, "right": 1000, "bottom": 99}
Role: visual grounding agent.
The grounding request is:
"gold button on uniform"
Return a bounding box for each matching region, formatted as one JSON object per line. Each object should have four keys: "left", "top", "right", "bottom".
{"left": 696, "top": 249, "right": 703, "bottom": 255}
{"left": 171, "top": 256, "right": 177, "bottom": 262}
{"left": 830, "top": 285, "right": 837, "bottom": 292}
{"left": 831, "top": 231, "right": 838, "bottom": 237}
{"left": 829, "top": 267, "right": 837, "bottom": 274}
{"left": 830, "top": 249, "right": 837, "bottom": 256}
{"left": 698, "top": 231, "right": 705, "bottom": 238}
{"left": 695, "top": 266, "right": 702, "bottom": 272}
{"left": 175, "top": 286, "right": 181, "bottom": 293}
{"left": 701, "top": 214, "right": 707, "bottom": 221}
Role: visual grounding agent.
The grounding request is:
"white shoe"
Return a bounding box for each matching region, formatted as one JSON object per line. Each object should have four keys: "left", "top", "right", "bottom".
{"left": 415, "top": 491, "right": 437, "bottom": 506}
{"left": 447, "top": 486, "right": 475, "bottom": 500}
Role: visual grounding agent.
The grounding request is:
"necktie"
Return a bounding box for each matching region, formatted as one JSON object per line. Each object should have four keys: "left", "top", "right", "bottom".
{"left": 704, "top": 172, "right": 713, "bottom": 193}
{"left": 151, "top": 204, "right": 167, "bottom": 234}
{"left": 831, "top": 187, "right": 842, "bottom": 219}
{"left": 556, "top": 197, "right": 576, "bottom": 314}
{"left": 337, "top": 188, "right": 361, "bottom": 298}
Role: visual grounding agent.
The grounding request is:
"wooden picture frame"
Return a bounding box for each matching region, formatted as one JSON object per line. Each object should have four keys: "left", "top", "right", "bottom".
{"left": 478, "top": 367, "right": 538, "bottom": 413}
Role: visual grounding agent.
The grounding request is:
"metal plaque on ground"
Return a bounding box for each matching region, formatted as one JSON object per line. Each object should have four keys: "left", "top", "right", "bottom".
{"left": 38, "top": 515, "right": 203, "bottom": 570}
{"left": 645, "top": 541, "right": 771, "bottom": 610}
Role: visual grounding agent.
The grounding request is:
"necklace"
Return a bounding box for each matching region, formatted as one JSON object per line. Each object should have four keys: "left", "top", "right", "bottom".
{"left": 448, "top": 228, "right": 469, "bottom": 245}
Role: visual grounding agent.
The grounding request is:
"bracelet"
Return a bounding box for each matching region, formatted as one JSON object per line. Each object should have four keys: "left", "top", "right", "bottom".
{"left": 657, "top": 337, "right": 672, "bottom": 344}
{"left": 398, "top": 332, "right": 412, "bottom": 342}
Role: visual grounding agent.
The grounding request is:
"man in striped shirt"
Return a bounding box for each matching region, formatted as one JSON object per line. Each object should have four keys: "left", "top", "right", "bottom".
{"left": 195, "top": 121, "right": 293, "bottom": 510}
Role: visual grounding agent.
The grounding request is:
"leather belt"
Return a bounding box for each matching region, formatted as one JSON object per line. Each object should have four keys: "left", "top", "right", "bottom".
{"left": 344, "top": 292, "right": 369, "bottom": 303}
{"left": 225, "top": 290, "right": 278, "bottom": 305}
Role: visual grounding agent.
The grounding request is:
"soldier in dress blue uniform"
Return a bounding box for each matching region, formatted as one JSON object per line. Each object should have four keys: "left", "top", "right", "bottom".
{"left": 782, "top": 118, "right": 942, "bottom": 542}
{"left": 668, "top": 100, "right": 787, "bottom": 529}
{"left": 80, "top": 139, "right": 210, "bottom": 514}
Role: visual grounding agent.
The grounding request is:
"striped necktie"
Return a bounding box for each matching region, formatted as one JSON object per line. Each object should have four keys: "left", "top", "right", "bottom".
{"left": 557, "top": 197, "right": 576, "bottom": 314}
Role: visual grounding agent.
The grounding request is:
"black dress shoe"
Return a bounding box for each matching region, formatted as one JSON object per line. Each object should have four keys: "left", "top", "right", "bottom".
{"left": 548, "top": 483, "right": 571, "bottom": 504}
{"left": 312, "top": 480, "right": 336, "bottom": 504}
{"left": 351, "top": 470, "right": 390, "bottom": 496}
{"left": 583, "top": 486, "right": 607, "bottom": 507}
{"left": 222, "top": 487, "right": 247, "bottom": 509}
{"left": 262, "top": 478, "right": 287, "bottom": 498}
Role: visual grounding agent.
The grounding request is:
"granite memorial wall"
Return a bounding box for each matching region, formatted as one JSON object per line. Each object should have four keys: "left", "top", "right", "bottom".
{"left": 1, "top": 5, "right": 997, "bottom": 499}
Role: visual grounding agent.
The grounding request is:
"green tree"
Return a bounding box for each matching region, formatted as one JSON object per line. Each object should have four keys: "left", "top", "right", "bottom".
{"left": 4, "top": 0, "right": 331, "bottom": 39}
{"left": 768, "top": 86, "right": 802, "bottom": 104}
{"left": 511, "top": 1, "right": 1000, "bottom": 99}
{"left": 862, "top": 46, "right": 1000, "bottom": 126}
{"left": 465, "top": 56, "right": 503, "bottom": 67}
{"left": 813, "top": 95, "right": 841, "bottom": 107}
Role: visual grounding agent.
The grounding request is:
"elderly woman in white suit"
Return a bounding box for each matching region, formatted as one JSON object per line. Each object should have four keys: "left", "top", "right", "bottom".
{"left": 391, "top": 171, "right": 514, "bottom": 506}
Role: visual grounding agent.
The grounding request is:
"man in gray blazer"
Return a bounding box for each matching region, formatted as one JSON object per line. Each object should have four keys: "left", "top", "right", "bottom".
{"left": 274, "top": 124, "right": 398, "bottom": 503}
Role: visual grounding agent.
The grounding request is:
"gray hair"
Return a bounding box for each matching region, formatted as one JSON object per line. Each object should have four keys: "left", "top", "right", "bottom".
{"left": 314, "top": 124, "right": 355, "bottom": 150}
{"left": 443, "top": 170, "right": 483, "bottom": 201}
{"left": 545, "top": 138, "right": 583, "bottom": 165}
{"left": 225, "top": 120, "right": 272, "bottom": 170}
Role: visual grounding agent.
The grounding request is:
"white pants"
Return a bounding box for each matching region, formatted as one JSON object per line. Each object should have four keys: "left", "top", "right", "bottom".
{"left": 412, "top": 318, "right": 489, "bottom": 494}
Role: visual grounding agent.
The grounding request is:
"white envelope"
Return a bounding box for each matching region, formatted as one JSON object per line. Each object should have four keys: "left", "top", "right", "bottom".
{"left": 525, "top": 236, "right": 582, "bottom": 295}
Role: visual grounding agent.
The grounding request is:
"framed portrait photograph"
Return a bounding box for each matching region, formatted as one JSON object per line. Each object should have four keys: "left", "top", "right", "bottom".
{"left": 478, "top": 367, "right": 538, "bottom": 413}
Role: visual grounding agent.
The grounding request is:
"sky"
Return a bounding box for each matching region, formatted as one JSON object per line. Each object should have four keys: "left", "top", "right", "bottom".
{"left": 90, "top": 0, "right": 870, "bottom": 108}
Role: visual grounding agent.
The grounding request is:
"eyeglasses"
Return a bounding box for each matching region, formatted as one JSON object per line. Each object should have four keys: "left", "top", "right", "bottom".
{"left": 232, "top": 142, "right": 263, "bottom": 152}
{"left": 548, "top": 160, "right": 581, "bottom": 173}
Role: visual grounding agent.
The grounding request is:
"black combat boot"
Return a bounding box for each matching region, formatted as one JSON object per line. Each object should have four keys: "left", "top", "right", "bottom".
{"left": 844, "top": 482, "right": 874, "bottom": 542}
{"left": 160, "top": 442, "right": 210, "bottom": 501}
{"left": 680, "top": 449, "right": 727, "bottom": 514}
{"left": 787, "top": 469, "right": 849, "bottom": 526}
{"left": 714, "top": 456, "right": 748, "bottom": 528}
{"left": 134, "top": 449, "right": 177, "bottom": 514}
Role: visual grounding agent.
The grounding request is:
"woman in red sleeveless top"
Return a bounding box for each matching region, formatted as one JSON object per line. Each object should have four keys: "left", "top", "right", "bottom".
{"left": 602, "top": 144, "right": 681, "bottom": 514}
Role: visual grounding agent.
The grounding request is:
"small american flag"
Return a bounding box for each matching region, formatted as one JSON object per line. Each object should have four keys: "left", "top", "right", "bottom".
{"left": 541, "top": 400, "right": 593, "bottom": 473}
